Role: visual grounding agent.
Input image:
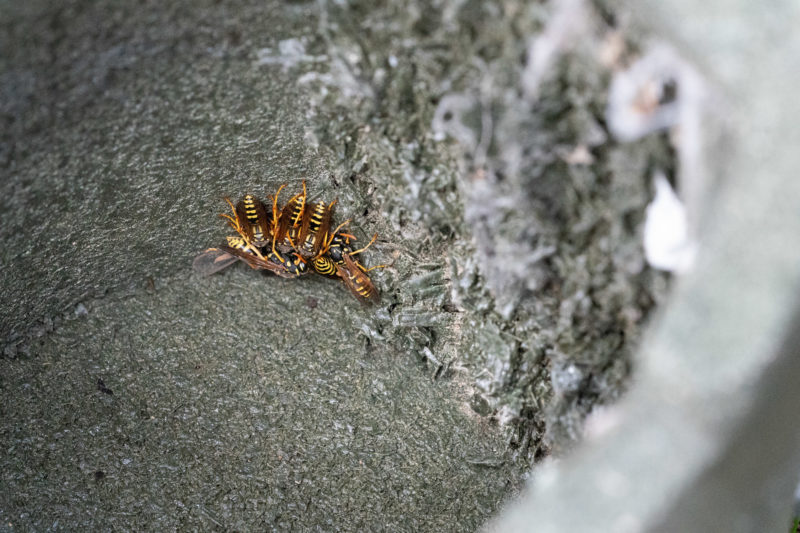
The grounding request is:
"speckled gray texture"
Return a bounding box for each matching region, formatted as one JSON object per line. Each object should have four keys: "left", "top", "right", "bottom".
{"left": 1, "top": 272, "right": 517, "bottom": 531}
{"left": 0, "top": 0, "right": 328, "bottom": 346}
{"left": 1, "top": 0, "right": 670, "bottom": 530}
{"left": 0, "top": 1, "right": 523, "bottom": 530}
{"left": 491, "top": 0, "right": 800, "bottom": 531}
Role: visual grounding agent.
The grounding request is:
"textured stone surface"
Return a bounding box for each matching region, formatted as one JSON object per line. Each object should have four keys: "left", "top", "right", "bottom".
{"left": 0, "top": 1, "right": 525, "bottom": 530}
{"left": 1, "top": 0, "right": 672, "bottom": 530}
{"left": 491, "top": 0, "right": 800, "bottom": 531}
{"left": 1, "top": 273, "right": 517, "bottom": 531}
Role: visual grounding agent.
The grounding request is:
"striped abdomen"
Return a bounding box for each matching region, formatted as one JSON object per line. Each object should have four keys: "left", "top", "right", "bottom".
{"left": 276, "top": 194, "right": 306, "bottom": 248}
{"left": 226, "top": 235, "right": 256, "bottom": 255}
{"left": 301, "top": 201, "right": 329, "bottom": 253}
{"left": 312, "top": 256, "right": 337, "bottom": 276}
{"left": 237, "top": 194, "right": 270, "bottom": 247}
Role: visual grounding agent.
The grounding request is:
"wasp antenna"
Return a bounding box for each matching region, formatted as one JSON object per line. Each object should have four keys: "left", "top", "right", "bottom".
{"left": 360, "top": 263, "right": 387, "bottom": 273}
{"left": 324, "top": 218, "right": 352, "bottom": 251}
{"left": 272, "top": 183, "right": 287, "bottom": 219}
{"left": 224, "top": 196, "right": 236, "bottom": 211}
{"left": 349, "top": 233, "right": 378, "bottom": 256}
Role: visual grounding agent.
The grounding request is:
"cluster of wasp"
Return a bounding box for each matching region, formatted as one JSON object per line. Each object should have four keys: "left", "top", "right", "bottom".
{"left": 193, "top": 182, "right": 382, "bottom": 303}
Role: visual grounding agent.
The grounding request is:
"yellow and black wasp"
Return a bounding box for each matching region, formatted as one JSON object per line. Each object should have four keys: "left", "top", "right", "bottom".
{"left": 193, "top": 235, "right": 304, "bottom": 278}
{"left": 274, "top": 180, "right": 307, "bottom": 254}
{"left": 194, "top": 189, "right": 309, "bottom": 278}
{"left": 297, "top": 199, "right": 337, "bottom": 258}
{"left": 194, "top": 182, "right": 383, "bottom": 302}
{"left": 234, "top": 194, "right": 271, "bottom": 247}
{"left": 313, "top": 229, "right": 383, "bottom": 303}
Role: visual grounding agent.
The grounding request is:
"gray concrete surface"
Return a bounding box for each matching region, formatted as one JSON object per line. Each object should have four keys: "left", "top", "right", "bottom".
{"left": 1, "top": 1, "right": 529, "bottom": 530}
{"left": 1, "top": 0, "right": 682, "bottom": 531}
{"left": 0, "top": 0, "right": 329, "bottom": 346}
{"left": 1, "top": 272, "right": 518, "bottom": 531}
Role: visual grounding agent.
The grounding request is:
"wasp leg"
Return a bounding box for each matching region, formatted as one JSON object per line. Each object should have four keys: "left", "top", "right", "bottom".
{"left": 270, "top": 184, "right": 287, "bottom": 223}
{"left": 318, "top": 219, "right": 352, "bottom": 256}
{"left": 285, "top": 233, "right": 300, "bottom": 253}
{"left": 219, "top": 197, "right": 242, "bottom": 232}
{"left": 269, "top": 184, "right": 288, "bottom": 262}
{"left": 358, "top": 263, "right": 387, "bottom": 273}
{"left": 349, "top": 233, "right": 378, "bottom": 256}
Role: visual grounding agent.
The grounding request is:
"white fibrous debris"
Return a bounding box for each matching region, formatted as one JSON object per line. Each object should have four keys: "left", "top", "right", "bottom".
{"left": 644, "top": 173, "right": 696, "bottom": 273}
{"left": 606, "top": 44, "right": 703, "bottom": 143}
{"left": 254, "top": 38, "right": 327, "bottom": 70}
{"left": 522, "top": 0, "right": 589, "bottom": 100}
{"left": 431, "top": 93, "right": 479, "bottom": 149}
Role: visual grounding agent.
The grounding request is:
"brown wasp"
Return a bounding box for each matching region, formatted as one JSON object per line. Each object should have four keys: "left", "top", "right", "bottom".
{"left": 234, "top": 194, "right": 272, "bottom": 247}
{"left": 314, "top": 229, "right": 383, "bottom": 304}
{"left": 274, "top": 180, "right": 307, "bottom": 254}
{"left": 297, "top": 199, "right": 337, "bottom": 258}
{"left": 193, "top": 236, "right": 303, "bottom": 278}
{"left": 339, "top": 253, "right": 381, "bottom": 303}
{"left": 194, "top": 182, "right": 384, "bottom": 302}
{"left": 195, "top": 186, "right": 310, "bottom": 278}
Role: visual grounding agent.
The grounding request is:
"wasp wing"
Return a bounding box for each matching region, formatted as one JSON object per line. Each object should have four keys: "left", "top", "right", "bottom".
{"left": 297, "top": 199, "right": 315, "bottom": 251}
{"left": 337, "top": 254, "right": 380, "bottom": 304}
{"left": 218, "top": 245, "right": 297, "bottom": 278}
{"left": 235, "top": 200, "right": 254, "bottom": 242}
{"left": 313, "top": 200, "right": 336, "bottom": 257}
{"left": 193, "top": 248, "right": 239, "bottom": 276}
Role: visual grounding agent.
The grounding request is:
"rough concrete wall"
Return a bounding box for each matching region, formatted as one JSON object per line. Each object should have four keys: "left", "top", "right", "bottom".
{"left": 1, "top": 2, "right": 526, "bottom": 530}
{"left": 2, "top": 0, "right": 681, "bottom": 530}
{"left": 491, "top": 0, "right": 800, "bottom": 531}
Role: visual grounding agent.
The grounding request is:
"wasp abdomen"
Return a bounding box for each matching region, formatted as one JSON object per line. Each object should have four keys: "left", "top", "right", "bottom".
{"left": 312, "top": 256, "right": 337, "bottom": 276}
{"left": 238, "top": 194, "right": 270, "bottom": 247}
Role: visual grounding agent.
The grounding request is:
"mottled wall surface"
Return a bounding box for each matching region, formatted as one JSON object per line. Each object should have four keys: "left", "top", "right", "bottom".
{"left": 492, "top": 0, "right": 800, "bottom": 531}
{"left": 1, "top": 0, "right": 672, "bottom": 530}
{"left": 1, "top": 1, "right": 328, "bottom": 345}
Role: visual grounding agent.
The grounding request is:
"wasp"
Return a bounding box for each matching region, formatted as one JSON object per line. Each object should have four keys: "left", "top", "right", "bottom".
{"left": 310, "top": 250, "right": 380, "bottom": 303}
{"left": 311, "top": 255, "right": 338, "bottom": 277}
{"left": 308, "top": 218, "right": 355, "bottom": 276}
{"left": 193, "top": 236, "right": 302, "bottom": 278}
{"left": 219, "top": 196, "right": 257, "bottom": 243}
{"left": 222, "top": 234, "right": 308, "bottom": 278}
{"left": 264, "top": 249, "right": 309, "bottom": 276}
{"left": 234, "top": 194, "right": 272, "bottom": 247}
{"left": 274, "top": 180, "right": 307, "bottom": 254}
{"left": 297, "top": 199, "right": 337, "bottom": 258}
{"left": 314, "top": 229, "right": 383, "bottom": 303}
{"left": 339, "top": 253, "right": 381, "bottom": 303}
{"left": 195, "top": 184, "right": 383, "bottom": 302}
